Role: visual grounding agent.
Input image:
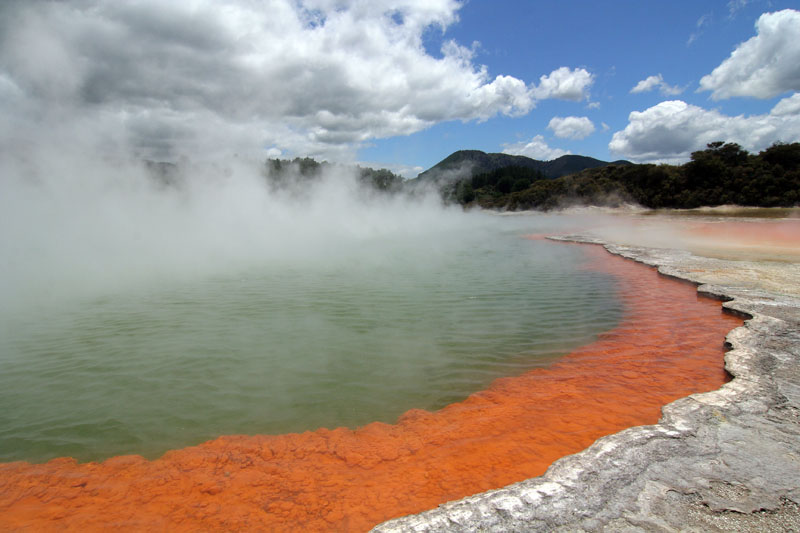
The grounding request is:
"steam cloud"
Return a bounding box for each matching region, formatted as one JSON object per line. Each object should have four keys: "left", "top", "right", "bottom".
{"left": 0, "top": 1, "right": 597, "bottom": 318}
{"left": 0, "top": 143, "right": 488, "bottom": 319}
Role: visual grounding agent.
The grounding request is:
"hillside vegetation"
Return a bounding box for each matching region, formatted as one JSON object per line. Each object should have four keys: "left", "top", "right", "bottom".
{"left": 413, "top": 150, "right": 627, "bottom": 184}
{"left": 265, "top": 157, "right": 405, "bottom": 194}
{"left": 451, "top": 142, "right": 800, "bottom": 210}
{"left": 147, "top": 143, "right": 798, "bottom": 210}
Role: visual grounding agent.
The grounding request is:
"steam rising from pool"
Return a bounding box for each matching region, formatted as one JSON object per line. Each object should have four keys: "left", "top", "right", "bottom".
{"left": 1, "top": 153, "right": 462, "bottom": 306}
{"left": 0, "top": 155, "right": 623, "bottom": 463}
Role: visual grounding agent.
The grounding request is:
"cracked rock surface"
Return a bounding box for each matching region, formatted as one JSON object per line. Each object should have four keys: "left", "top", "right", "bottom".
{"left": 374, "top": 236, "right": 800, "bottom": 532}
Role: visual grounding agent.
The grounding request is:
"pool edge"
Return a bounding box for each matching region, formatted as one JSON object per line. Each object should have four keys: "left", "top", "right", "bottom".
{"left": 373, "top": 235, "right": 800, "bottom": 532}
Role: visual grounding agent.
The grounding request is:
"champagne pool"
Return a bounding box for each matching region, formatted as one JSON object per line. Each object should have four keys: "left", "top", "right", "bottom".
{"left": 0, "top": 215, "right": 622, "bottom": 464}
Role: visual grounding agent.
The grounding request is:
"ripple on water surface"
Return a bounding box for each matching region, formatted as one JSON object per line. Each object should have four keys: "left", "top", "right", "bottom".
{"left": 0, "top": 240, "right": 743, "bottom": 533}
{"left": 0, "top": 228, "right": 622, "bottom": 463}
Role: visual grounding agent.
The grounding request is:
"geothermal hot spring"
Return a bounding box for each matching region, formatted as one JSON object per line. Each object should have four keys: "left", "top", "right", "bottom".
{"left": 0, "top": 163, "right": 621, "bottom": 464}
{"left": 0, "top": 161, "right": 741, "bottom": 531}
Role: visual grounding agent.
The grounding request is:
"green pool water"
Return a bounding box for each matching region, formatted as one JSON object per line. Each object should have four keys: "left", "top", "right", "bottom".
{"left": 0, "top": 215, "right": 622, "bottom": 463}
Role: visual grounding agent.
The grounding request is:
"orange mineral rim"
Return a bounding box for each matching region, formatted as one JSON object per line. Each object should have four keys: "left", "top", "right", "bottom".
{"left": 0, "top": 242, "right": 742, "bottom": 532}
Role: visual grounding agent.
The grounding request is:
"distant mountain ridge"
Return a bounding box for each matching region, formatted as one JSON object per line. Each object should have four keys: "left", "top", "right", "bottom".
{"left": 444, "top": 141, "right": 800, "bottom": 210}
{"left": 414, "top": 149, "right": 631, "bottom": 182}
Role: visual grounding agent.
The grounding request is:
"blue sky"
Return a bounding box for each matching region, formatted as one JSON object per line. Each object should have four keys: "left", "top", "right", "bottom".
{"left": 2, "top": 1, "right": 799, "bottom": 177}
{"left": 361, "top": 0, "right": 800, "bottom": 173}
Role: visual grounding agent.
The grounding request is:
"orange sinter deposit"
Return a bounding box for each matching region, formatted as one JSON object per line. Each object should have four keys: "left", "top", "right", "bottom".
{"left": 0, "top": 243, "right": 743, "bottom": 532}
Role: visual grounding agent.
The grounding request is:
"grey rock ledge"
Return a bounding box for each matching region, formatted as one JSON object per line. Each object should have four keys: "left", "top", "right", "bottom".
{"left": 374, "top": 235, "right": 800, "bottom": 532}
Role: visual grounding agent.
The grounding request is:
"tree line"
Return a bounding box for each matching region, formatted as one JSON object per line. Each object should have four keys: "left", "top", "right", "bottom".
{"left": 265, "top": 157, "right": 404, "bottom": 193}
{"left": 260, "top": 143, "right": 799, "bottom": 210}
{"left": 448, "top": 142, "right": 800, "bottom": 210}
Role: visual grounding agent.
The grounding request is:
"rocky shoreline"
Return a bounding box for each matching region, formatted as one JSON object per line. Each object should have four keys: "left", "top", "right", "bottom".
{"left": 374, "top": 236, "right": 800, "bottom": 532}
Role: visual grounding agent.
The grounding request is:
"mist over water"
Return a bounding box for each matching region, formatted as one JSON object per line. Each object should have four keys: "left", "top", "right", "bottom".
{"left": 0, "top": 155, "right": 623, "bottom": 463}
{"left": 1, "top": 152, "right": 457, "bottom": 308}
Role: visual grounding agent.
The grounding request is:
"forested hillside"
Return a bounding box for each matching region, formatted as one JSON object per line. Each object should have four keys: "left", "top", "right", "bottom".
{"left": 150, "top": 143, "right": 798, "bottom": 210}
{"left": 451, "top": 142, "right": 800, "bottom": 210}
{"left": 412, "top": 150, "right": 622, "bottom": 185}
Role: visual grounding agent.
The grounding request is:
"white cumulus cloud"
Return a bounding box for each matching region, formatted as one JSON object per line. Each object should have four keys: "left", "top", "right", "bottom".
{"left": 771, "top": 92, "right": 800, "bottom": 116}
{"left": 547, "top": 116, "right": 595, "bottom": 140}
{"left": 532, "top": 67, "right": 594, "bottom": 101}
{"left": 699, "top": 9, "right": 800, "bottom": 100}
{"left": 502, "top": 135, "right": 569, "bottom": 160}
{"left": 0, "top": 0, "right": 553, "bottom": 162}
{"left": 609, "top": 96, "right": 800, "bottom": 162}
{"left": 630, "top": 74, "right": 684, "bottom": 96}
